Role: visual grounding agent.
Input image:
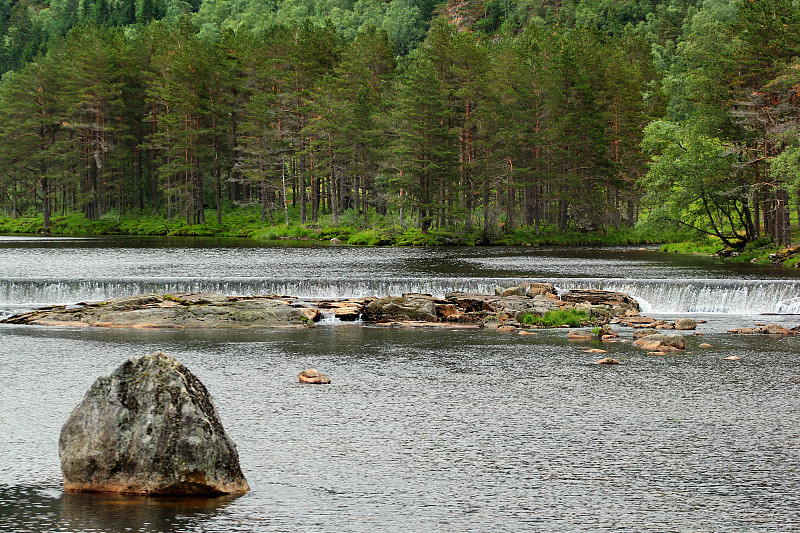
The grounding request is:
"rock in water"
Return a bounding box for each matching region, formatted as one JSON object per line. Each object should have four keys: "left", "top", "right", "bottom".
{"left": 298, "top": 369, "right": 331, "bottom": 384}
{"left": 59, "top": 352, "right": 249, "bottom": 496}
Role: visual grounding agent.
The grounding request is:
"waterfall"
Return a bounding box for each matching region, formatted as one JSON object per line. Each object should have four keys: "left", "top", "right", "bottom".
{"left": 1, "top": 276, "right": 799, "bottom": 315}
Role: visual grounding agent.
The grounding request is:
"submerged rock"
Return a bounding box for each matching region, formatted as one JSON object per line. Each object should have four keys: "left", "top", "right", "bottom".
{"left": 594, "top": 357, "right": 620, "bottom": 365}
{"left": 59, "top": 352, "right": 249, "bottom": 496}
{"left": 298, "top": 369, "right": 331, "bottom": 384}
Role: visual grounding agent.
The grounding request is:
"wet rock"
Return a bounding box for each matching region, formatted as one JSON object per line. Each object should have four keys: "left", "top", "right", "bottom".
{"left": 633, "top": 334, "right": 686, "bottom": 352}
{"left": 568, "top": 330, "right": 596, "bottom": 341}
{"left": 632, "top": 328, "right": 658, "bottom": 340}
{"left": 3, "top": 293, "right": 315, "bottom": 329}
{"left": 598, "top": 324, "right": 618, "bottom": 338}
{"left": 724, "top": 355, "right": 740, "bottom": 361}
{"left": 298, "top": 369, "right": 331, "bottom": 384}
{"left": 501, "top": 286, "right": 524, "bottom": 297}
{"left": 332, "top": 307, "right": 361, "bottom": 321}
{"left": 362, "top": 294, "right": 437, "bottom": 322}
{"left": 586, "top": 348, "right": 607, "bottom": 354}
{"left": 497, "top": 325, "right": 517, "bottom": 333}
{"left": 560, "top": 289, "right": 639, "bottom": 312}
{"left": 674, "top": 318, "right": 697, "bottom": 330}
{"left": 594, "top": 357, "right": 620, "bottom": 365}
{"left": 59, "top": 352, "right": 249, "bottom": 495}
{"left": 760, "top": 323, "right": 790, "bottom": 335}
{"left": 728, "top": 327, "right": 754, "bottom": 334}
{"left": 329, "top": 238, "right": 342, "bottom": 243}
{"left": 522, "top": 282, "right": 557, "bottom": 297}
{"left": 699, "top": 343, "right": 712, "bottom": 348}
{"left": 518, "top": 330, "right": 537, "bottom": 335}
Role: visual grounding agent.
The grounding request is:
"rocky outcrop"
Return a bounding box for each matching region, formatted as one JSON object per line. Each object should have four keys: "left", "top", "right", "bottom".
{"left": 59, "top": 352, "right": 249, "bottom": 495}
{"left": 2, "top": 293, "right": 318, "bottom": 329}
{"left": 561, "top": 289, "right": 639, "bottom": 314}
{"left": 3, "top": 286, "right": 643, "bottom": 332}
{"left": 298, "top": 369, "right": 331, "bottom": 384}
{"left": 362, "top": 293, "right": 438, "bottom": 322}
{"left": 633, "top": 334, "right": 686, "bottom": 352}
{"left": 728, "top": 323, "right": 792, "bottom": 335}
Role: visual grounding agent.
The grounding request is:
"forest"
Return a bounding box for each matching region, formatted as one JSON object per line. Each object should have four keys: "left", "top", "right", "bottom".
{"left": 0, "top": 0, "right": 798, "bottom": 246}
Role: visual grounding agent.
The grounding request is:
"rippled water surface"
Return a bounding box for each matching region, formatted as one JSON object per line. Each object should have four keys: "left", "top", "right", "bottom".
{"left": 2, "top": 236, "right": 800, "bottom": 531}
{"left": 2, "top": 325, "right": 800, "bottom": 532}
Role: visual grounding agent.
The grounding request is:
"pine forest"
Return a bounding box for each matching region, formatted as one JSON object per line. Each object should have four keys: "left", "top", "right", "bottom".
{"left": 0, "top": 0, "right": 799, "bottom": 246}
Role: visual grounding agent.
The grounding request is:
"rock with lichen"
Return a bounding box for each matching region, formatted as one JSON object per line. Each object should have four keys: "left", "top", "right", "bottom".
{"left": 59, "top": 351, "right": 249, "bottom": 495}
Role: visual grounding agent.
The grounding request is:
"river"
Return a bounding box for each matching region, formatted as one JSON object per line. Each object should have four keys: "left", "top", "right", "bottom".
{"left": 1, "top": 236, "right": 799, "bottom": 531}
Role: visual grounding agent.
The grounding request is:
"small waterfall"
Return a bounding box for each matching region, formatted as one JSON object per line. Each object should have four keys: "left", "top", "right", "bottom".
{"left": 553, "top": 278, "right": 800, "bottom": 314}
{"left": 1, "top": 276, "right": 799, "bottom": 315}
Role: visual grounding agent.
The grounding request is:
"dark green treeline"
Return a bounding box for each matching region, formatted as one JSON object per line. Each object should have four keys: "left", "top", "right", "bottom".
{"left": 0, "top": 18, "right": 653, "bottom": 234}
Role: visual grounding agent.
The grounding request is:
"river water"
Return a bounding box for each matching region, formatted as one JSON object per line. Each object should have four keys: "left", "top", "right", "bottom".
{"left": 1, "top": 236, "right": 799, "bottom": 531}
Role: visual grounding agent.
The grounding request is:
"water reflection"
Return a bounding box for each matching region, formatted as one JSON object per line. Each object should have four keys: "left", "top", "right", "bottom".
{"left": 0, "top": 484, "right": 239, "bottom": 533}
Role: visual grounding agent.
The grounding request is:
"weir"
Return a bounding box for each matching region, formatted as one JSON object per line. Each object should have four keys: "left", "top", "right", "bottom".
{"left": 1, "top": 277, "right": 800, "bottom": 315}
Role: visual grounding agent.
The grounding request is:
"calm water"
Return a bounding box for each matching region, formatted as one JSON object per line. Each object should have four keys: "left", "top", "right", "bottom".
{"left": 1, "top": 236, "right": 800, "bottom": 531}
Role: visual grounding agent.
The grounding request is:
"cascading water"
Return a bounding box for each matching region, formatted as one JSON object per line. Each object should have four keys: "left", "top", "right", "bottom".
{"left": 2, "top": 276, "right": 800, "bottom": 315}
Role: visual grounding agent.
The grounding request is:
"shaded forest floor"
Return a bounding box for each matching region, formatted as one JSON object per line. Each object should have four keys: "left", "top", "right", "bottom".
{"left": 0, "top": 209, "right": 685, "bottom": 247}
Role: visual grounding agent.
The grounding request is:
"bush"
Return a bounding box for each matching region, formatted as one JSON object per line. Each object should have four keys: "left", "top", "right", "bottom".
{"left": 528, "top": 308, "right": 589, "bottom": 327}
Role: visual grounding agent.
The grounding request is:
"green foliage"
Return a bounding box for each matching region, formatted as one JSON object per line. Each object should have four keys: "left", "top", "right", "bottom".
{"left": 528, "top": 309, "right": 589, "bottom": 328}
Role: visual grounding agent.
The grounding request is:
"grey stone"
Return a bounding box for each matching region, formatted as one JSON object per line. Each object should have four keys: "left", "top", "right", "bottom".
{"left": 59, "top": 352, "right": 249, "bottom": 495}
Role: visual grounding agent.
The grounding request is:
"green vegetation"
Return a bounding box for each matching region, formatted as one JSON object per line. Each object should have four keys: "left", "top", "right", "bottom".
{"left": 0, "top": 0, "right": 799, "bottom": 253}
{"left": 522, "top": 309, "right": 589, "bottom": 328}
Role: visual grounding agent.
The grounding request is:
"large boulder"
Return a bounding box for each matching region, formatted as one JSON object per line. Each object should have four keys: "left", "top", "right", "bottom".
{"left": 59, "top": 352, "right": 249, "bottom": 495}
{"left": 362, "top": 293, "right": 438, "bottom": 322}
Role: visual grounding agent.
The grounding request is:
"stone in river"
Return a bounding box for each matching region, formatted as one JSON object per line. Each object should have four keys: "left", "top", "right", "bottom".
{"left": 298, "top": 369, "right": 331, "bottom": 384}
{"left": 594, "top": 357, "right": 620, "bottom": 365}
{"left": 633, "top": 334, "right": 686, "bottom": 352}
{"left": 568, "top": 330, "right": 596, "bottom": 341}
{"left": 674, "top": 318, "right": 697, "bottom": 330}
{"left": 59, "top": 352, "right": 249, "bottom": 496}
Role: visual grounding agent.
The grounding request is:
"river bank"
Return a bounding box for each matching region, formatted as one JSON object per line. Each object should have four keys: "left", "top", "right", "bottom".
{"left": 0, "top": 211, "right": 685, "bottom": 247}
{"left": 661, "top": 239, "right": 800, "bottom": 268}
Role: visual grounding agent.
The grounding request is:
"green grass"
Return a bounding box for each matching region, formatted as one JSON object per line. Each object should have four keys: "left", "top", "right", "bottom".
{"left": 522, "top": 308, "right": 589, "bottom": 327}
{"left": 0, "top": 209, "right": 698, "bottom": 247}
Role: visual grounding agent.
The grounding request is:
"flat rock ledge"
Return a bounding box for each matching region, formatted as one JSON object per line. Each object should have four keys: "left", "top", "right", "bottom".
{"left": 60, "top": 351, "right": 249, "bottom": 496}
{"left": 2, "top": 293, "right": 320, "bottom": 329}
{"left": 2, "top": 286, "right": 641, "bottom": 331}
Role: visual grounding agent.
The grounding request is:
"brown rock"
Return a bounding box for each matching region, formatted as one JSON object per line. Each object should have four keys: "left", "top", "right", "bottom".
{"left": 299, "top": 369, "right": 331, "bottom": 384}
{"left": 699, "top": 343, "right": 712, "bottom": 348}
{"left": 724, "top": 356, "right": 740, "bottom": 361}
{"left": 567, "top": 330, "right": 596, "bottom": 341}
{"left": 632, "top": 328, "right": 658, "bottom": 340}
{"left": 634, "top": 334, "right": 686, "bottom": 352}
{"left": 674, "top": 318, "right": 697, "bottom": 330}
{"left": 586, "top": 348, "right": 607, "bottom": 354}
{"left": 595, "top": 357, "right": 620, "bottom": 365}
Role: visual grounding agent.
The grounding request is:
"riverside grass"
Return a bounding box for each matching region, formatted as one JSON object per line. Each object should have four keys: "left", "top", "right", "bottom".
{"left": 0, "top": 209, "right": 690, "bottom": 247}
